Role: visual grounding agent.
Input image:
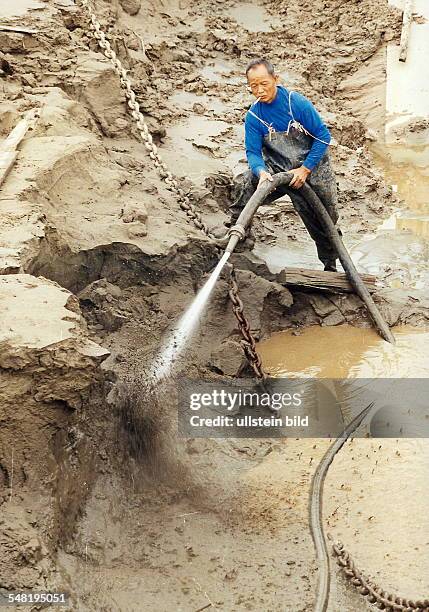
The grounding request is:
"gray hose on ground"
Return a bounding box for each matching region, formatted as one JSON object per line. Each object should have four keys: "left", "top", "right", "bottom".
{"left": 297, "top": 180, "right": 395, "bottom": 344}
{"left": 309, "top": 403, "right": 374, "bottom": 612}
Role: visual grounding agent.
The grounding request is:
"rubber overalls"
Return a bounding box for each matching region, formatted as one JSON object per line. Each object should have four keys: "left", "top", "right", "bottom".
{"left": 230, "top": 116, "right": 340, "bottom": 270}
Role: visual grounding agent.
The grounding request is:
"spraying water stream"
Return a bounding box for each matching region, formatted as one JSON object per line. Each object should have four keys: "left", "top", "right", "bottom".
{"left": 151, "top": 252, "right": 231, "bottom": 382}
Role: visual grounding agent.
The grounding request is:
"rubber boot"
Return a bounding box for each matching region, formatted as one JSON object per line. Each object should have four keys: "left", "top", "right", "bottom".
{"left": 323, "top": 259, "right": 337, "bottom": 272}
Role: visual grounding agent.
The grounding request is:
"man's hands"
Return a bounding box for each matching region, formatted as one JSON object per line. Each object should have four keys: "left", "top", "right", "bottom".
{"left": 288, "top": 166, "right": 311, "bottom": 189}
{"left": 257, "top": 170, "right": 273, "bottom": 188}
{"left": 258, "top": 166, "right": 311, "bottom": 190}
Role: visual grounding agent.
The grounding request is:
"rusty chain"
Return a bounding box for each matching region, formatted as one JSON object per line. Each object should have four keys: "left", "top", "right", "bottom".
{"left": 228, "top": 267, "right": 266, "bottom": 379}
{"left": 76, "top": 0, "right": 266, "bottom": 377}
{"left": 333, "top": 541, "right": 429, "bottom": 612}
{"left": 76, "top": 0, "right": 215, "bottom": 239}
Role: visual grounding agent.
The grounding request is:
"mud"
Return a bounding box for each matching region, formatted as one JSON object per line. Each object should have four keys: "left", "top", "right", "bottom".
{"left": 0, "top": 0, "right": 45, "bottom": 19}
{"left": 1, "top": 0, "right": 428, "bottom": 610}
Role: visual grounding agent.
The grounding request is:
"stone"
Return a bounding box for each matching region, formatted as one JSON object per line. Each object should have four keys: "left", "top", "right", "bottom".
{"left": 119, "top": 0, "right": 141, "bottom": 16}
{"left": 322, "top": 311, "right": 346, "bottom": 326}
{"left": 121, "top": 203, "right": 148, "bottom": 224}
{"left": 210, "top": 338, "right": 244, "bottom": 376}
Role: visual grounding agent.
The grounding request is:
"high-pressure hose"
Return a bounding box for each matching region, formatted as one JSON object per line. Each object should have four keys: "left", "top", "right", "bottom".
{"left": 309, "top": 403, "right": 374, "bottom": 612}
{"left": 218, "top": 172, "right": 395, "bottom": 344}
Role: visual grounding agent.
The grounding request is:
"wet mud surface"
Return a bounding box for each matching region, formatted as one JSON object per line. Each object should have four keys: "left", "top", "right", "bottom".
{"left": 1, "top": 0, "right": 428, "bottom": 610}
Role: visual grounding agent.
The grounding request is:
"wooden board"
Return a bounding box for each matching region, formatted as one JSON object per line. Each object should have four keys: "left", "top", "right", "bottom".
{"left": 399, "top": 0, "right": 413, "bottom": 62}
{"left": 0, "top": 151, "right": 18, "bottom": 188}
{"left": 0, "top": 26, "right": 36, "bottom": 34}
{"left": 0, "top": 110, "right": 39, "bottom": 188}
{"left": 276, "top": 267, "right": 378, "bottom": 293}
{"left": 3, "top": 113, "right": 35, "bottom": 151}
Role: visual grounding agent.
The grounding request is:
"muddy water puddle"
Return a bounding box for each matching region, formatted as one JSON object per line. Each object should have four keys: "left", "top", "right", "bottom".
{"left": 168, "top": 91, "right": 226, "bottom": 114}
{"left": 228, "top": 3, "right": 280, "bottom": 32}
{"left": 161, "top": 114, "right": 245, "bottom": 185}
{"left": 0, "top": 0, "right": 44, "bottom": 18}
{"left": 161, "top": 117, "right": 232, "bottom": 184}
{"left": 258, "top": 324, "right": 429, "bottom": 378}
{"left": 200, "top": 61, "right": 241, "bottom": 84}
{"left": 253, "top": 241, "right": 319, "bottom": 272}
{"left": 351, "top": 144, "right": 429, "bottom": 287}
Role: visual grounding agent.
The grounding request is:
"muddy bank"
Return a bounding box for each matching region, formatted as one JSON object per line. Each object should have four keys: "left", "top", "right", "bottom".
{"left": 0, "top": 274, "right": 108, "bottom": 594}
{"left": 1, "top": 0, "right": 428, "bottom": 610}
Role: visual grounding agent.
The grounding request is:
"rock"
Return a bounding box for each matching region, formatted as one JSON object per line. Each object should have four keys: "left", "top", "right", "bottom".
{"left": 308, "top": 294, "right": 337, "bottom": 318}
{"left": 126, "top": 222, "right": 148, "bottom": 238}
{"left": 322, "top": 311, "right": 346, "bottom": 326}
{"left": 0, "top": 102, "right": 19, "bottom": 135}
{"left": 79, "top": 279, "right": 126, "bottom": 331}
{"left": 79, "top": 279, "right": 123, "bottom": 306}
{"left": 0, "top": 32, "right": 28, "bottom": 54}
{"left": 121, "top": 203, "right": 148, "bottom": 224}
{"left": 114, "top": 117, "right": 129, "bottom": 132}
{"left": 271, "top": 282, "right": 294, "bottom": 308}
{"left": 210, "top": 338, "right": 244, "bottom": 376}
{"left": 20, "top": 73, "right": 37, "bottom": 88}
{"left": 192, "top": 102, "right": 206, "bottom": 114}
{"left": 119, "top": 0, "right": 141, "bottom": 16}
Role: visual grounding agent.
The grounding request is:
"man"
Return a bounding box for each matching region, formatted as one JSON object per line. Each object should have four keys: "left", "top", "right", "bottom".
{"left": 230, "top": 58, "right": 340, "bottom": 272}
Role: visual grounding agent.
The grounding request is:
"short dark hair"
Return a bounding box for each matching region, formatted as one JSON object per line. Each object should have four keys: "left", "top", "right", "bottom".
{"left": 245, "top": 58, "right": 275, "bottom": 77}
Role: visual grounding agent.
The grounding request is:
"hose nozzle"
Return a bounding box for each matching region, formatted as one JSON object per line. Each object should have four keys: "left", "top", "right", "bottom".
{"left": 225, "top": 223, "right": 246, "bottom": 255}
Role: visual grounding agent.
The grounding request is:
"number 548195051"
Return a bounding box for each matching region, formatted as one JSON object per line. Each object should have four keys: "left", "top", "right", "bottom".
{"left": 1, "top": 592, "right": 68, "bottom": 606}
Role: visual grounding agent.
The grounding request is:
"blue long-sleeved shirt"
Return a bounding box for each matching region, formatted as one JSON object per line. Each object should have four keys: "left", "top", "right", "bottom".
{"left": 245, "top": 86, "right": 331, "bottom": 177}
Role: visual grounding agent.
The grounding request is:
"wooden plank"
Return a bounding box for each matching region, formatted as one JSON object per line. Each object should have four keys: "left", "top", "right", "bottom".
{"left": 399, "top": 0, "right": 413, "bottom": 62}
{"left": 276, "top": 267, "right": 378, "bottom": 294}
{"left": 0, "top": 151, "right": 18, "bottom": 188}
{"left": 0, "top": 110, "right": 39, "bottom": 189}
{"left": 0, "top": 26, "right": 36, "bottom": 34}
{"left": 2, "top": 112, "right": 36, "bottom": 151}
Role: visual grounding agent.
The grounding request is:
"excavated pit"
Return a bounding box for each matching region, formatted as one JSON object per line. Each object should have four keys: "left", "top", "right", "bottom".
{"left": 1, "top": 0, "right": 428, "bottom": 610}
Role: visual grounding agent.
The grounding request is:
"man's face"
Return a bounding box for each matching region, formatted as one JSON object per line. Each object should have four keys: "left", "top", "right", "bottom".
{"left": 247, "top": 64, "right": 278, "bottom": 103}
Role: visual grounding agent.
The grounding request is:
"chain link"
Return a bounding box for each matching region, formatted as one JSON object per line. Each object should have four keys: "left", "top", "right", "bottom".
{"left": 333, "top": 541, "right": 429, "bottom": 612}
{"left": 76, "top": 0, "right": 215, "bottom": 240}
{"left": 75, "top": 0, "right": 266, "bottom": 377}
{"left": 228, "top": 267, "right": 266, "bottom": 379}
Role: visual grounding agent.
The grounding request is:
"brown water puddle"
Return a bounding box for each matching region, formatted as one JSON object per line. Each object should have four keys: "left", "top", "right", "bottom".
{"left": 161, "top": 116, "right": 233, "bottom": 185}
{"left": 373, "top": 143, "right": 429, "bottom": 228}
{"left": 350, "top": 144, "right": 429, "bottom": 287}
{"left": 257, "top": 324, "right": 429, "bottom": 378}
{"left": 228, "top": 3, "right": 281, "bottom": 32}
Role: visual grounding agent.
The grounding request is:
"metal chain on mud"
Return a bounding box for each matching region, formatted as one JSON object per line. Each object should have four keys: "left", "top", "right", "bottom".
{"left": 76, "top": 0, "right": 215, "bottom": 240}
{"left": 332, "top": 541, "right": 429, "bottom": 612}
{"left": 228, "top": 268, "right": 266, "bottom": 379}
{"left": 310, "top": 402, "right": 429, "bottom": 612}
{"left": 76, "top": 0, "right": 266, "bottom": 377}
